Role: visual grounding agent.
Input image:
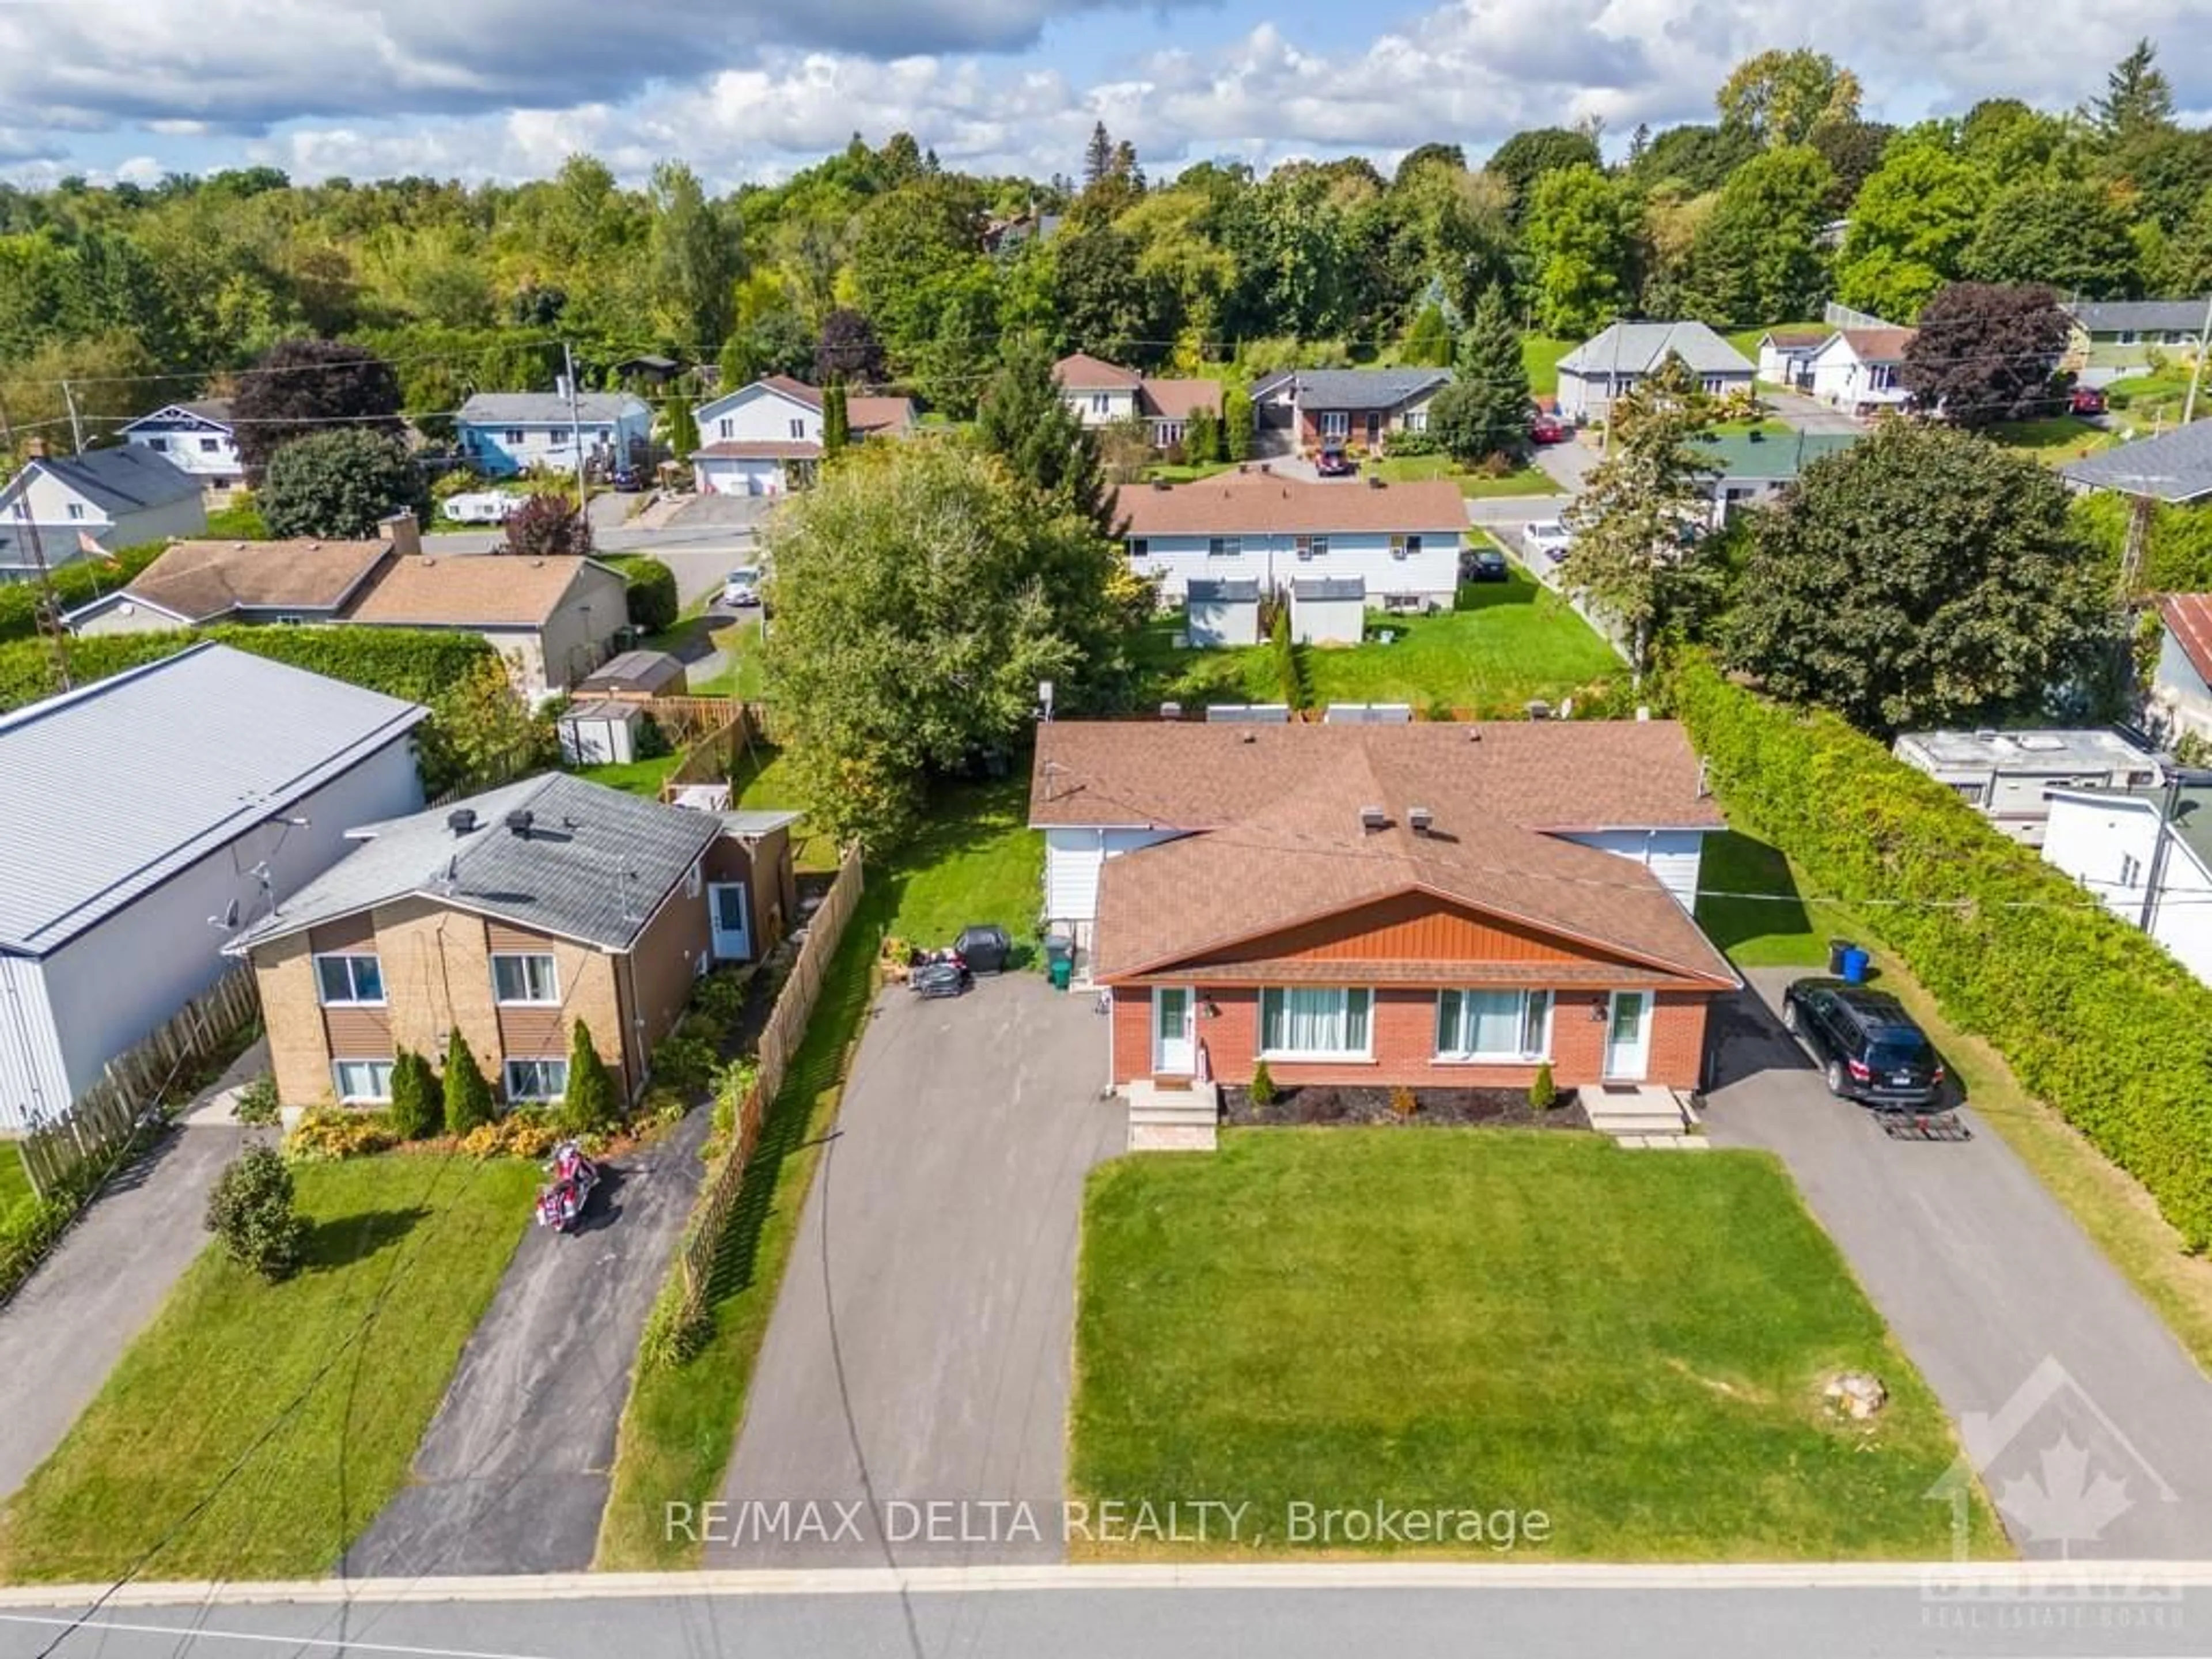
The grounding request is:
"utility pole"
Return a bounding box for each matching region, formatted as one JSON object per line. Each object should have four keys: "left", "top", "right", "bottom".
{"left": 562, "top": 343, "right": 588, "bottom": 514}
{"left": 0, "top": 397, "right": 71, "bottom": 694}
{"left": 2181, "top": 292, "right": 2212, "bottom": 429}
{"left": 59, "top": 381, "right": 84, "bottom": 456}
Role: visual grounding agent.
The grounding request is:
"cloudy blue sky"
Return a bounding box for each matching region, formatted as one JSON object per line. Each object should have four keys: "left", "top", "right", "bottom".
{"left": 1, "top": 0, "right": 2207, "bottom": 189}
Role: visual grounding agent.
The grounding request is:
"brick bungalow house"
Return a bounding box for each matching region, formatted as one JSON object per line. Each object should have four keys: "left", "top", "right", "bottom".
{"left": 230, "top": 773, "right": 798, "bottom": 1110}
{"left": 1248, "top": 368, "right": 1452, "bottom": 454}
{"left": 1031, "top": 722, "right": 1735, "bottom": 1108}
{"left": 1052, "top": 353, "right": 1223, "bottom": 450}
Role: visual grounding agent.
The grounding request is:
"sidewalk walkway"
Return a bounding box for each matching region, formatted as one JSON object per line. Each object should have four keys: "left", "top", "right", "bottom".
{"left": 0, "top": 1043, "right": 263, "bottom": 1500}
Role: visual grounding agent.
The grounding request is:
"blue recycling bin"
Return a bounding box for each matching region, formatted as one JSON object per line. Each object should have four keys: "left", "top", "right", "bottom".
{"left": 1839, "top": 945, "right": 1870, "bottom": 984}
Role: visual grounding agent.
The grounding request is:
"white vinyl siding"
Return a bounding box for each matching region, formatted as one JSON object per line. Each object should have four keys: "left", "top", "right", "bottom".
{"left": 503, "top": 1058, "right": 569, "bottom": 1101}
{"left": 1437, "top": 989, "right": 1551, "bottom": 1060}
{"left": 314, "top": 953, "right": 385, "bottom": 1006}
{"left": 1259, "top": 987, "right": 1372, "bottom": 1058}
{"left": 491, "top": 952, "right": 559, "bottom": 1005}
{"left": 1556, "top": 828, "right": 1707, "bottom": 910}
{"left": 1126, "top": 528, "right": 1459, "bottom": 609}
{"left": 1043, "top": 827, "right": 1180, "bottom": 925}
{"left": 333, "top": 1058, "right": 395, "bottom": 1102}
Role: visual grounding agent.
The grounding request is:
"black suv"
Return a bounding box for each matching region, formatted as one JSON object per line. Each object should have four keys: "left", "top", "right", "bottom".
{"left": 1780, "top": 979, "right": 1946, "bottom": 1109}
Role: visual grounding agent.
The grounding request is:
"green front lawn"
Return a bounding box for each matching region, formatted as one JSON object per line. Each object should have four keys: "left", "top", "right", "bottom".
{"left": 0, "top": 1155, "right": 539, "bottom": 1582}
{"left": 687, "top": 619, "right": 767, "bottom": 699}
{"left": 1134, "top": 568, "right": 1622, "bottom": 717}
{"left": 1371, "top": 454, "right": 1560, "bottom": 498}
{"left": 597, "top": 776, "right": 1043, "bottom": 1569}
{"left": 1074, "top": 1131, "right": 1998, "bottom": 1559}
{"left": 1146, "top": 461, "right": 1240, "bottom": 484}
{"left": 2105, "top": 367, "right": 2203, "bottom": 433}
{"left": 1523, "top": 336, "right": 1574, "bottom": 397}
{"left": 1986, "top": 418, "right": 2117, "bottom": 467}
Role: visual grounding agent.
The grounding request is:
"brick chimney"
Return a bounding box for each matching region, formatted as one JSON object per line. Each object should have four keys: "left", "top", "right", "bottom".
{"left": 378, "top": 510, "right": 422, "bottom": 559}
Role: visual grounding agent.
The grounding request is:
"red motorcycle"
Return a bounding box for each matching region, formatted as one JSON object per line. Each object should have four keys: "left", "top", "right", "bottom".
{"left": 535, "top": 1139, "right": 600, "bottom": 1233}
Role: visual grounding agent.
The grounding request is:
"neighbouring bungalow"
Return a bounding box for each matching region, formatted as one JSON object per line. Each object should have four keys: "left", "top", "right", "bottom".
{"left": 1249, "top": 368, "right": 1452, "bottom": 454}
{"left": 116, "top": 399, "right": 244, "bottom": 493}
{"left": 2062, "top": 297, "right": 2208, "bottom": 372}
{"left": 0, "top": 441, "right": 206, "bottom": 584}
{"left": 66, "top": 514, "right": 417, "bottom": 635}
{"left": 1118, "top": 468, "right": 1463, "bottom": 620}
{"left": 1030, "top": 721, "right": 1735, "bottom": 1135}
{"left": 1806, "top": 327, "right": 1916, "bottom": 415}
{"left": 229, "top": 773, "right": 801, "bottom": 1111}
{"left": 1892, "top": 727, "right": 2161, "bottom": 846}
{"left": 1696, "top": 431, "right": 1859, "bottom": 525}
{"left": 690, "top": 375, "right": 918, "bottom": 497}
{"left": 1051, "top": 354, "right": 1223, "bottom": 450}
{"left": 1554, "top": 323, "right": 1754, "bottom": 423}
{"left": 457, "top": 387, "right": 653, "bottom": 480}
{"left": 1754, "top": 329, "right": 1830, "bottom": 389}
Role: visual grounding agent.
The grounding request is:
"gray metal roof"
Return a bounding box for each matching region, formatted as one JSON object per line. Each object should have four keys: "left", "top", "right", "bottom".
{"left": 1253, "top": 368, "right": 1453, "bottom": 408}
{"left": 2061, "top": 422, "right": 2212, "bottom": 503}
{"left": 1557, "top": 321, "right": 1756, "bottom": 378}
{"left": 230, "top": 772, "right": 724, "bottom": 955}
{"left": 719, "top": 808, "right": 804, "bottom": 838}
{"left": 457, "top": 391, "right": 650, "bottom": 426}
{"left": 7, "top": 446, "right": 202, "bottom": 515}
{"left": 0, "top": 643, "right": 429, "bottom": 956}
{"left": 2063, "top": 298, "right": 2209, "bottom": 335}
{"left": 579, "top": 649, "right": 686, "bottom": 692}
{"left": 1186, "top": 578, "right": 1262, "bottom": 603}
{"left": 1293, "top": 577, "right": 1368, "bottom": 601}
{"left": 1894, "top": 726, "right": 2158, "bottom": 774}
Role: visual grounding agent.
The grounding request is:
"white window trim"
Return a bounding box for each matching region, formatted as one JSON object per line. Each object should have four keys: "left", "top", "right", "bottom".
{"left": 1257, "top": 987, "right": 1376, "bottom": 1061}
{"left": 1207, "top": 536, "right": 1243, "bottom": 559}
{"left": 1435, "top": 988, "right": 1554, "bottom": 1063}
{"left": 313, "top": 952, "right": 386, "bottom": 1007}
{"left": 332, "top": 1058, "right": 395, "bottom": 1104}
{"left": 686, "top": 858, "right": 703, "bottom": 899}
{"left": 490, "top": 952, "right": 560, "bottom": 1006}
{"left": 503, "top": 1057, "right": 570, "bottom": 1103}
{"left": 1320, "top": 411, "right": 1350, "bottom": 438}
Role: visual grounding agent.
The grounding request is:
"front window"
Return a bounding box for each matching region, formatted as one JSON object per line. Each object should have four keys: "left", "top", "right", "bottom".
{"left": 199, "top": 437, "right": 220, "bottom": 453}
{"left": 788, "top": 418, "right": 806, "bottom": 439}
{"left": 1259, "top": 987, "right": 1373, "bottom": 1058}
{"left": 1437, "top": 990, "right": 1552, "bottom": 1061}
{"left": 503, "top": 428, "right": 525, "bottom": 445}
{"left": 1090, "top": 393, "right": 1109, "bottom": 415}
{"left": 504, "top": 1058, "right": 570, "bottom": 1102}
{"left": 1404, "top": 410, "right": 1428, "bottom": 432}
{"left": 146, "top": 437, "right": 169, "bottom": 451}
{"left": 491, "top": 952, "right": 559, "bottom": 1005}
{"left": 315, "top": 953, "right": 385, "bottom": 1006}
{"left": 1207, "top": 536, "right": 1242, "bottom": 559}
{"left": 332, "top": 1059, "right": 395, "bottom": 1103}
{"left": 1293, "top": 535, "right": 1329, "bottom": 558}
{"left": 66, "top": 505, "right": 85, "bottom": 521}
{"left": 1320, "top": 411, "right": 1349, "bottom": 438}
{"left": 718, "top": 418, "right": 733, "bottom": 439}
{"left": 1159, "top": 422, "right": 1184, "bottom": 445}
{"left": 1389, "top": 533, "right": 1423, "bottom": 557}
{"left": 1126, "top": 537, "right": 1148, "bottom": 559}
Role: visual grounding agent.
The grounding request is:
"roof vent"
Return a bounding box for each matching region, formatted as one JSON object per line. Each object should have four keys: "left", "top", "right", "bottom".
{"left": 1359, "top": 804, "right": 1388, "bottom": 833}
{"left": 446, "top": 808, "right": 479, "bottom": 836}
{"left": 505, "top": 809, "right": 535, "bottom": 839}
{"left": 1408, "top": 806, "right": 1434, "bottom": 835}
{"left": 1158, "top": 701, "right": 1182, "bottom": 720}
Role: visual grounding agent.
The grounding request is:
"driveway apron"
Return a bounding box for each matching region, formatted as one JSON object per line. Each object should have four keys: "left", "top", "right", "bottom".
{"left": 709, "top": 975, "right": 1122, "bottom": 1568}
{"left": 342, "top": 1108, "right": 710, "bottom": 1577}
{"left": 1705, "top": 969, "right": 2212, "bottom": 1558}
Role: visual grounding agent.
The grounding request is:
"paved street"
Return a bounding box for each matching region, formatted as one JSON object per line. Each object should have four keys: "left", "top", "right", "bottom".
{"left": 710, "top": 975, "right": 1121, "bottom": 1569}
{"left": 0, "top": 1107, "right": 250, "bottom": 1502}
{"left": 342, "top": 1109, "right": 711, "bottom": 1577}
{"left": 1704, "top": 969, "right": 2212, "bottom": 1559}
{"left": 0, "top": 1573, "right": 2203, "bottom": 1659}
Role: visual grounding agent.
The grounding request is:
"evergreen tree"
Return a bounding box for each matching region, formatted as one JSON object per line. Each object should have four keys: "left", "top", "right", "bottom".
{"left": 1426, "top": 287, "right": 1532, "bottom": 465}
{"left": 387, "top": 1048, "right": 443, "bottom": 1141}
{"left": 1222, "top": 385, "right": 1255, "bottom": 462}
{"left": 663, "top": 395, "right": 699, "bottom": 463}
{"left": 1183, "top": 404, "right": 1221, "bottom": 464}
{"left": 976, "top": 337, "right": 1114, "bottom": 534}
{"left": 822, "top": 379, "right": 850, "bottom": 457}
{"left": 560, "top": 1020, "right": 621, "bottom": 1135}
{"left": 2084, "top": 39, "right": 2175, "bottom": 143}
{"left": 1399, "top": 304, "right": 1453, "bottom": 368}
{"left": 443, "top": 1029, "right": 495, "bottom": 1134}
{"left": 1083, "top": 122, "right": 1115, "bottom": 189}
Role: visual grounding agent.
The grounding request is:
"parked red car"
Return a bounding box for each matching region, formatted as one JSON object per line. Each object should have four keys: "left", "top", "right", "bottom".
{"left": 2070, "top": 386, "right": 2107, "bottom": 415}
{"left": 1315, "top": 446, "right": 1357, "bottom": 478}
{"left": 1530, "top": 414, "right": 1569, "bottom": 445}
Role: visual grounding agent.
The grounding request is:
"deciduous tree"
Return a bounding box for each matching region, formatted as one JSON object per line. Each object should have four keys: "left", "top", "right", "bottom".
{"left": 1899, "top": 282, "right": 2071, "bottom": 428}
{"left": 501, "top": 491, "right": 593, "bottom": 556}
{"left": 646, "top": 160, "right": 739, "bottom": 359}
{"left": 1484, "top": 128, "right": 1602, "bottom": 218}
{"left": 1833, "top": 137, "right": 1989, "bottom": 320}
{"left": 814, "top": 306, "right": 885, "bottom": 385}
{"left": 1965, "top": 178, "right": 2139, "bottom": 298}
{"left": 1716, "top": 49, "right": 1863, "bottom": 147}
{"left": 1522, "top": 164, "right": 1639, "bottom": 338}
{"left": 1727, "top": 422, "right": 2116, "bottom": 731}
{"left": 231, "top": 338, "right": 403, "bottom": 482}
{"left": 260, "top": 428, "right": 423, "bottom": 538}
{"left": 1683, "top": 145, "right": 1836, "bottom": 323}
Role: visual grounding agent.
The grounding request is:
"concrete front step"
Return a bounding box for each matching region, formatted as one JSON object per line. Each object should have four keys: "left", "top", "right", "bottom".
{"left": 1585, "top": 1084, "right": 1692, "bottom": 1139}
{"left": 1123, "top": 1080, "right": 1222, "bottom": 1152}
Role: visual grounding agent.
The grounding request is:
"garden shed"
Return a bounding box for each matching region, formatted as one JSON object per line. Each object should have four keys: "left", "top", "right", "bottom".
{"left": 557, "top": 698, "right": 647, "bottom": 766}
{"left": 577, "top": 649, "right": 688, "bottom": 701}
{"left": 1291, "top": 577, "right": 1367, "bottom": 645}
{"left": 1184, "top": 577, "right": 1261, "bottom": 648}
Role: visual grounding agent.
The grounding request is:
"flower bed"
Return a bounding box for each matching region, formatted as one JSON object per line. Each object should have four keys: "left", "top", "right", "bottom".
{"left": 1222, "top": 1083, "right": 1585, "bottom": 1129}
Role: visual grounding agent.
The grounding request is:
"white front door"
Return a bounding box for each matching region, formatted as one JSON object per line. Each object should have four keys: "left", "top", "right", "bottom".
{"left": 709, "top": 882, "right": 752, "bottom": 961}
{"left": 1605, "top": 991, "right": 1652, "bottom": 1080}
{"left": 1153, "top": 987, "right": 1195, "bottom": 1074}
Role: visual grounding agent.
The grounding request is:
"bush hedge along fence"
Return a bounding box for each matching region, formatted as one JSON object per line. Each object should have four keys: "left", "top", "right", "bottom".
{"left": 0, "top": 542, "right": 169, "bottom": 644}
{"left": 1674, "top": 653, "right": 2212, "bottom": 1250}
{"left": 0, "top": 624, "right": 497, "bottom": 714}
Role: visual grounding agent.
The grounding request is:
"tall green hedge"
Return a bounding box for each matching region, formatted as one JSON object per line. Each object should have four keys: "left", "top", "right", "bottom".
{"left": 1673, "top": 653, "right": 2212, "bottom": 1249}
{"left": 0, "top": 543, "right": 170, "bottom": 645}
{"left": 601, "top": 555, "right": 679, "bottom": 633}
{"left": 0, "top": 625, "right": 497, "bottom": 714}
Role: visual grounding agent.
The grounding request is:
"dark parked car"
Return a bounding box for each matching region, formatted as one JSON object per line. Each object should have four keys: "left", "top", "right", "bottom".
{"left": 1315, "top": 446, "right": 1357, "bottom": 478}
{"left": 954, "top": 924, "right": 1012, "bottom": 975}
{"left": 1530, "top": 414, "right": 1569, "bottom": 445}
{"left": 2070, "top": 386, "right": 2107, "bottom": 416}
{"left": 1781, "top": 979, "right": 1946, "bottom": 1108}
{"left": 1461, "top": 546, "right": 1509, "bottom": 582}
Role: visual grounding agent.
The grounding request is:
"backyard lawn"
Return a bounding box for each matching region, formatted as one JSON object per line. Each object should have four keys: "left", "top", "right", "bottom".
{"left": 1986, "top": 417, "right": 2117, "bottom": 467}
{"left": 1135, "top": 567, "right": 1623, "bottom": 715}
{"left": 1371, "top": 454, "right": 1559, "bottom": 497}
{"left": 1523, "top": 335, "right": 1574, "bottom": 396}
{"left": 0, "top": 1154, "right": 539, "bottom": 1582}
{"left": 578, "top": 752, "right": 685, "bottom": 797}
{"left": 1073, "top": 1131, "right": 1998, "bottom": 1560}
{"left": 596, "top": 774, "right": 1043, "bottom": 1569}
{"left": 1692, "top": 830, "right": 1830, "bottom": 969}
{"left": 687, "top": 619, "right": 767, "bottom": 699}
{"left": 0, "top": 1149, "right": 31, "bottom": 1223}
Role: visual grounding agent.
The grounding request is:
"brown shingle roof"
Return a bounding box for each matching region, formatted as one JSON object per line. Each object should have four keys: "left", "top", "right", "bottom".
{"left": 117, "top": 537, "right": 391, "bottom": 623}
{"left": 1836, "top": 327, "right": 1916, "bottom": 363}
{"left": 2162, "top": 594, "right": 2212, "bottom": 685}
{"left": 344, "top": 554, "right": 604, "bottom": 628}
{"left": 1138, "top": 378, "right": 1222, "bottom": 421}
{"left": 1054, "top": 353, "right": 1142, "bottom": 390}
{"left": 1113, "top": 470, "right": 1467, "bottom": 537}
{"left": 694, "top": 440, "right": 821, "bottom": 461}
{"left": 847, "top": 395, "right": 916, "bottom": 434}
{"left": 1052, "top": 722, "right": 1732, "bottom": 986}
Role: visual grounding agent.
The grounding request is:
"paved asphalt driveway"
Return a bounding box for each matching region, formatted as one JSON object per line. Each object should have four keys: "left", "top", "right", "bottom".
{"left": 1763, "top": 389, "right": 1866, "bottom": 434}
{"left": 342, "top": 1108, "right": 710, "bottom": 1577}
{"left": 0, "top": 1121, "right": 247, "bottom": 1501}
{"left": 1705, "top": 969, "right": 2212, "bottom": 1558}
{"left": 709, "top": 974, "right": 1122, "bottom": 1569}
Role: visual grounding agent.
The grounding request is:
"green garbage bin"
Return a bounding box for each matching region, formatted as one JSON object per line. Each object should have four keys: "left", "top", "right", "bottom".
{"left": 1045, "top": 933, "right": 1074, "bottom": 991}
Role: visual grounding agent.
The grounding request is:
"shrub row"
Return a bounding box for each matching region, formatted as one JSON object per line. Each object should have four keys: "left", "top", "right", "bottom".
{"left": 0, "top": 542, "right": 170, "bottom": 643}
{"left": 0, "top": 624, "right": 497, "bottom": 715}
{"left": 1673, "top": 652, "right": 2212, "bottom": 1249}
{"left": 600, "top": 555, "right": 679, "bottom": 633}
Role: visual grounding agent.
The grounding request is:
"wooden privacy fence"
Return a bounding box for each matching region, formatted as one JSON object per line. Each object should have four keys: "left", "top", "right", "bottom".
{"left": 13, "top": 966, "right": 260, "bottom": 1202}
{"left": 676, "top": 846, "right": 864, "bottom": 1321}
{"left": 642, "top": 695, "right": 743, "bottom": 743}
